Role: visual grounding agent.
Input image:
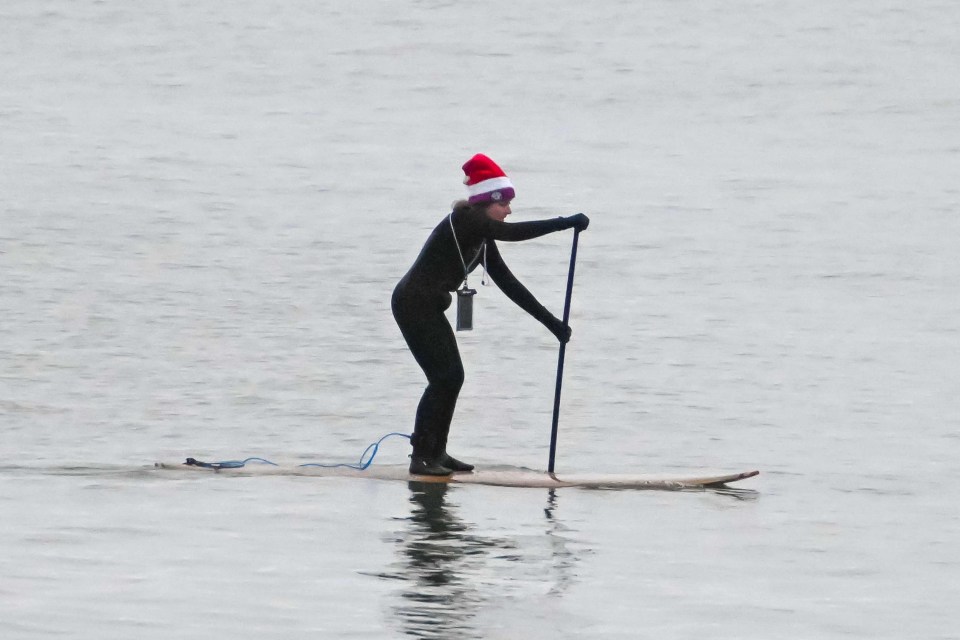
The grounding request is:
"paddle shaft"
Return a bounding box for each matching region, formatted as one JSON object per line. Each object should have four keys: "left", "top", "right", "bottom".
{"left": 548, "top": 228, "right": 580, "bottom": 473}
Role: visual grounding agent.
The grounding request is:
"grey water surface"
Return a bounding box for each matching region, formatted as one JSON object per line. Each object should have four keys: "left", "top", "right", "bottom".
{"left": 2, "top": 1, "right": 959, "bottom": 638}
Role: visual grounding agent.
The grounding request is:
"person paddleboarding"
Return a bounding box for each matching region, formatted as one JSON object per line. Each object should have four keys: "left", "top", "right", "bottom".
{"left": 392, "top": 153, "right": 589, "bottom": 476}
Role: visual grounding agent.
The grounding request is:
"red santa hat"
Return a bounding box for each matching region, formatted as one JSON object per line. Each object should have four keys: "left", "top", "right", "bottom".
{"left": 462, "top": 153, "right": 516, "bottom": 204}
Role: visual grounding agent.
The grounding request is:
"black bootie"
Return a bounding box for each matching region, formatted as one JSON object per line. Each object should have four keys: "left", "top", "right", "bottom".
{"left": 409, "top": 456, "right": 453, "bottom": 476}
{"left": 438, "top": 453, "right": 474, "bottom": 473}
{"left": 437, "top": 430, "right": 474, "bottom": 472}
{"left": 408, "top": 432, "right": 452, "bottom": 476}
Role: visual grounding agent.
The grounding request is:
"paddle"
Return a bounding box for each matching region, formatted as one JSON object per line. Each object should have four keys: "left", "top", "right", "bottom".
{"left": 548, "top": 227, "right": 581, "bottom": 473}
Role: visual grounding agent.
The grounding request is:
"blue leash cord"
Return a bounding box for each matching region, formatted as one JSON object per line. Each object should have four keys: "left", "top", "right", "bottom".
{"left": 183, "top": 432, "right": 412, "bottom": 471}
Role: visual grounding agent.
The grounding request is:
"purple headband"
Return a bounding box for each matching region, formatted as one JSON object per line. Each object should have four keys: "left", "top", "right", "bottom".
{"left": 468, "top": 187, "right": 516, "bottom": 204}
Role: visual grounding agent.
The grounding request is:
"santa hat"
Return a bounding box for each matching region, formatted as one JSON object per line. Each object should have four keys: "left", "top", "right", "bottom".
{"left": 462, "top": 153, "right": 515, "bottom": 204}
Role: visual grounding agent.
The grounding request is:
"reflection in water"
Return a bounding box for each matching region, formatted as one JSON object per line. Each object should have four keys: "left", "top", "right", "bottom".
{"left": 705, "top": 486, "right": 761, "bottom": 502}
{"left": 393, "top": 482, "right": 488, "bottom": 639}
{"left": 385, "top": 482, "right": 581, "bottom": 639}
{"left": 543, "top": 489, "right": 578, "bottom": 597}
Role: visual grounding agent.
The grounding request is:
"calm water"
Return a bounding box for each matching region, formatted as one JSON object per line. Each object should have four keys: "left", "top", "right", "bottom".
{"left": 3, "top": 0, "right": 959, "bottom": 638}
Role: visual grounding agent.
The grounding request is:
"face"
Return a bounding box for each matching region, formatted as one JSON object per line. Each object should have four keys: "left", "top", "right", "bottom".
{"left": 485, "top": 200, "right": 512, "bottom": 222}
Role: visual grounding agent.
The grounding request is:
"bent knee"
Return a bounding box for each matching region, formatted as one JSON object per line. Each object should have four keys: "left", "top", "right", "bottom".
{"left": 428, "top": 365, "right": 464, "bottom": 394}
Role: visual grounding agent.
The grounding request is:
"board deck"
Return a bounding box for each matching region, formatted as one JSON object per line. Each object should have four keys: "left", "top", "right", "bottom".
{"left": 154, "top": 462, "right": 759, "bottom": 490}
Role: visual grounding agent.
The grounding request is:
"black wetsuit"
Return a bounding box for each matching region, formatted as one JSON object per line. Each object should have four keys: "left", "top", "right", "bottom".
{"left": 392, "top": 206, "right": 576, "bottom": 461}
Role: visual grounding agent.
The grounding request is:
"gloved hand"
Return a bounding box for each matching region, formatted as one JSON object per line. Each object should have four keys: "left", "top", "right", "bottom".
{"left": 565, "top": 213, "right": 590, "bottom": 232}
{"left": 547, "top": 316, "right": 572, "bottom": 344}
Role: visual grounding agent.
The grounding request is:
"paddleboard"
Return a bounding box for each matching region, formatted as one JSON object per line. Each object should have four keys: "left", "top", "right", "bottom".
{"left": 154, "top": 461, "right": 758, "bottom": 490}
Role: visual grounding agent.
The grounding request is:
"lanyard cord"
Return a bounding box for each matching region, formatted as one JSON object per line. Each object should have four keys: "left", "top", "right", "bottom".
{"left": 448, "top": 213, "right": 487, "bottom": 288}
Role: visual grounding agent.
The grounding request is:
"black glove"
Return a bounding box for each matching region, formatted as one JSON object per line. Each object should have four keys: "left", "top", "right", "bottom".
{"left": 565, "top": 213, "right": 590, "bottom": 232}
{"left": 547, "top": 316, "right": 572, "bottom": 344}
